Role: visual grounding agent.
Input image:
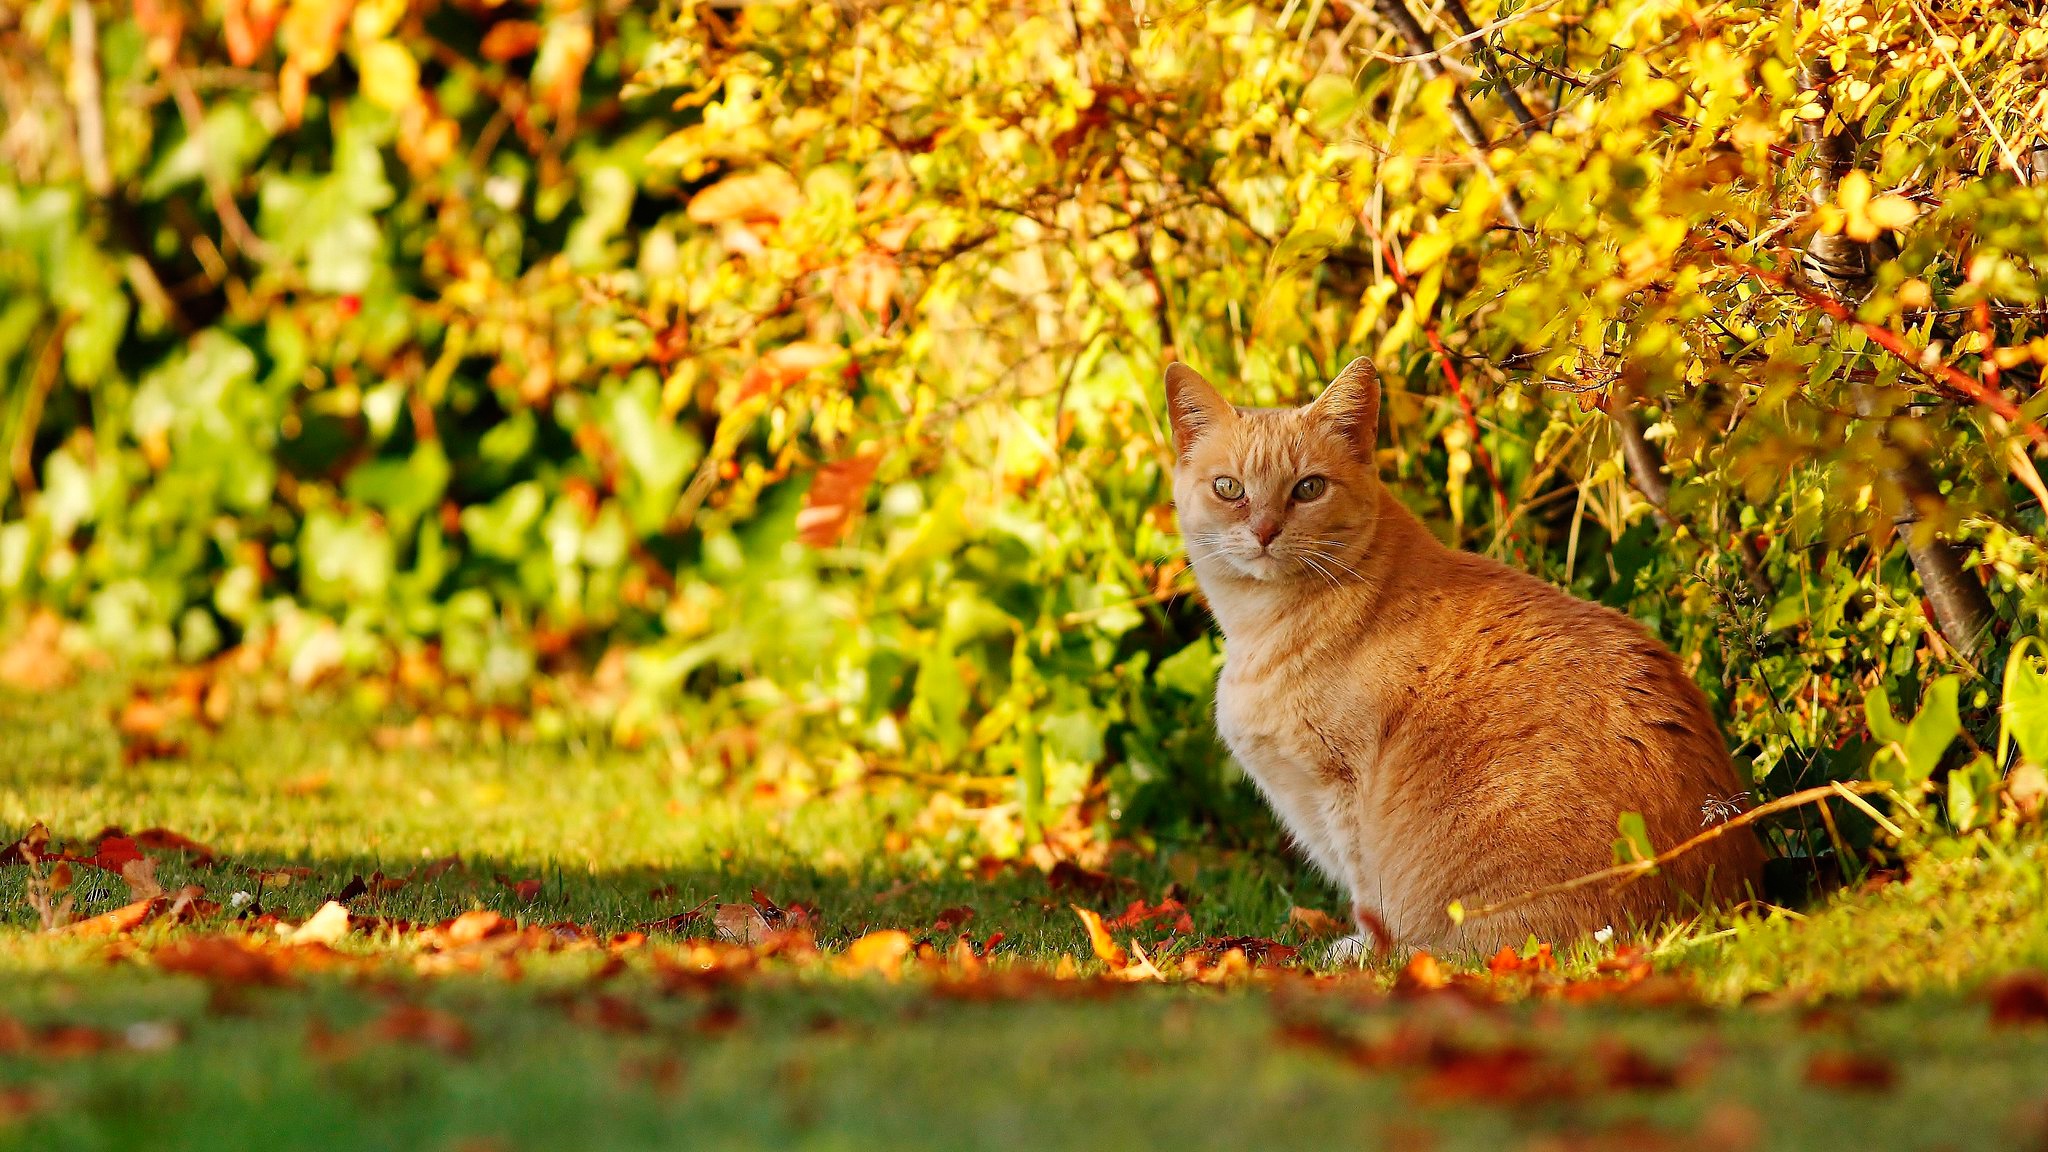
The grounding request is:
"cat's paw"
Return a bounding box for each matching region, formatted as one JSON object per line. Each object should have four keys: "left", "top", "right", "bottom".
{"left": 1325, "top": 933, "right": 1372, "bottom": 966}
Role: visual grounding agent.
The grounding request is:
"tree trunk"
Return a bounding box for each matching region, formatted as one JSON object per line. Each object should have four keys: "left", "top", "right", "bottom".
{"left": 1797, "top": 62, "right": 1998, "bottom": 661}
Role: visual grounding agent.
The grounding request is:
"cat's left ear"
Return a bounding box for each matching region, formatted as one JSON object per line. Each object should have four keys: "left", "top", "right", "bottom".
{"left": 1310, "top": 357, "right": 1381, "bottom": 461}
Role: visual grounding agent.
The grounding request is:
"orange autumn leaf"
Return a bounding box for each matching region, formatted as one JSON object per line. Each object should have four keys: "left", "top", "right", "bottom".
{"left": 737, "top": 341, "right": 841, "bottom": 404}
{"left": 795, "top": 453, "right": 880, "bottom": 548}
{"left": 1071, "top": 905, "right": 1127, "bottom": 968}
{"left": 60, "top": 897, "right": 165, "bottom": 938}
{"left": 1287, "top": 906, "right": 1346, "bottom": 938}
{"left": 479, "top": 20, "right": 543, "bottom": 61}
{"left": 838, "top": 929, "right": 913, "bottom": 977}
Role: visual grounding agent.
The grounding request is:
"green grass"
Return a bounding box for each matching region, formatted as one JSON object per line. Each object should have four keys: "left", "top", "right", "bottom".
{"left": 6, "top": 679, "right": 2048, "bottom": 1151}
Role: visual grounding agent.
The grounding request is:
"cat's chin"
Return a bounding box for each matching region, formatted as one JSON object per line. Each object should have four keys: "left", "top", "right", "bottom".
{"left": 1223, "top": 554, "right": 1293, "bottom": 583}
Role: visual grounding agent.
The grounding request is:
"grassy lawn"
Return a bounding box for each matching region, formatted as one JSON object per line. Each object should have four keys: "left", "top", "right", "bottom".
{"left": 6, "top": 679, "right": 2048, "bottom": 1151}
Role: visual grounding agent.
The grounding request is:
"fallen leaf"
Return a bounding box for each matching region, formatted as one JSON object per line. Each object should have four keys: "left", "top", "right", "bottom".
{"left": 1395, "top": 952, "right": 1449, "bottom": 993}
{"left": 931, "top": 905, "right": 976, "bottom": 934}
{"left": 1102, "top": 897, "right": 1193, "bottom": 935}
{"left": 1288, "top": 907, "right": 1347, "bottom": 938}
{"left": 121, "top": 858, "right": 164, "bottom": 902}
{"left": 714, "top": 903, "right": 770, "bottom": 946}
{"left": 59, "top": 897, "right": 165, "bottom": 937}
{"left": 496, "top": 875, "right": 543, "bottom": 903}
{"left": 94, "top": 836, "right": 143, "bottom": 873}
{"left": 0, "top": 613, "right": 72, "bottom": 691}
{"left": 1072, "top": 905, "right": 1127, "bottom": 967}
{"left": 1804, "top": 1051, "right": 1897, "bottom": 1091}
{"left": 1988, "top": 971, "right": 2048, "bottom": 1026}
{"left": 1046, "top": 860, "right": 1127, "bottom": 895}
{"left": 839, "top": 930, "right": 913, "bottom": 977}
{"left": 440, "top": 910, "right": 513, "bottom": 946}
{"left": 155, "top": 937, "right": 294, "bottom": 985}
{"left": 1195, "top": 936, "right": 1299, "bottom": 966}
{"left": 130, "top": 828, "right": 217, "bottom": 866}
{"left": 1600, "top": 1042, "right": 1680, "bottom": 1091}
{"left": 375, "top": 1004, "right": 472, "bottom": 1055}
{"left": 1412, "top": 1043, "right": 1569, "bottom": 1105}
{"left": 2, "top": 823, "right": 50, "bottom": 866}
{"left": 283, "top": 901, "right": 351, "bottom": 946}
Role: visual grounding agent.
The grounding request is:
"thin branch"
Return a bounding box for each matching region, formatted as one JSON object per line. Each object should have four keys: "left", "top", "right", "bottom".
{"left": 1903, "top": 0, "right": 2028, "bottom": 184}
{"left": 1715, "top": 254, "right": 2048, "bottom": 451}
{"left": 1455, "top": 780, "right": 1894, "bottom": 925}
{"left": 65, "top": 0, "right": 110, "bottom": 196}
{"left": 1370, "top": 0, "right": 1563, "bottom": 64}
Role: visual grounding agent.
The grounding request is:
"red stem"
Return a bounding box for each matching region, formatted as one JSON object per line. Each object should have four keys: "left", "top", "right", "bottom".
{"left": 1369, "top": 232, "right": 1509, "bottom": 519}
{"left": 1715, "top": 253, "right": 2048, "bottom": 449}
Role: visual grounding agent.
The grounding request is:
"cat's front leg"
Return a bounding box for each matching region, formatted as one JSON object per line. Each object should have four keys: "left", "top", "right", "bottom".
{"left": 1326, "top": 901, "right": 1397, "bottom": 965}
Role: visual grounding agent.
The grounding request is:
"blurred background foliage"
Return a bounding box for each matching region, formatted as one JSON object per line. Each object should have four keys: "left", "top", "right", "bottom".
{"left": 4, "top": 0, "right": 2048, "bottom": 863}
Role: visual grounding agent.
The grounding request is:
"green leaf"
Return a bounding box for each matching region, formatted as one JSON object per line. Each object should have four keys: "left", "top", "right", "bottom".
{"left": 1901, "top": 675, "right": 1961, "bottom": 785}
{"left": 1154, "top": 636, "right": 1220, "bottom": 699}
{"left": 460, "top": 482, "right": 546, "bottom": 559}
{"left": 1948, "top": 753, "right": 1997, "bottom": 833}
{"left": 2003, "top": 640, "right": 2048, "bottom": 768}
{"left": 1612, "top": 811, "right": 1655, "bottom": 868}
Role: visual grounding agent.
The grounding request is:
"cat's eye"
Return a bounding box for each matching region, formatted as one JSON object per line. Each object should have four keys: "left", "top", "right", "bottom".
{"left": 1292, "top": 476, "right": 1328, "bottom": 501}
{"left": 1212, "top": 476, "right": 1245, "bottom": 501}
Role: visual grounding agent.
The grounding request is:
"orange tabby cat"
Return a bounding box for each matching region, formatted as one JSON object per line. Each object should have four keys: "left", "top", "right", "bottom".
{"left": 1166, "top": 357, "right": 1765, "bottom": 955}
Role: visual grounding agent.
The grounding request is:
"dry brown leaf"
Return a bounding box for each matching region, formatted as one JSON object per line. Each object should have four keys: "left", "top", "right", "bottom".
{"left": 0, "top": 613, "right": 72, "bottom": 692}
{"left": 1287, "top": 906, "right": 1346, "bottom": 938}
{"left": 1804, "top": 1051, "right": 1898, "bottom": 1091}
{"left": 120, "top": 858, "right": 164, "bottom": 902}
{"left": 714, "top": 903, "right": 770, "bottom": 946}
{"left": 1989, "top": 971, "right": 2048, "bottom": 1027}
{"left": 155, "top": 937, "right": 295, "bottom": 985}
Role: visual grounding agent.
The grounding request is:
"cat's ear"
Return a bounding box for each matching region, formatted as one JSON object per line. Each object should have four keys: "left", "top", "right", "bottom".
{"left": 1310, "top": 357, "right": 1381, "bottom": 461}
{"left": 1165, "top": 362, "right": 1234, "bottom": 460}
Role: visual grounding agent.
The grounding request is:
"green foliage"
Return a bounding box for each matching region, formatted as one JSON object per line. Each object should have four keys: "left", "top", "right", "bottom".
{"left": 5, "top": 0, "right": 2048, "bottom": 852}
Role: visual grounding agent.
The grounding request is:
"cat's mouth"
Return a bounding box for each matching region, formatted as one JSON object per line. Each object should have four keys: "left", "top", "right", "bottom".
{"left": 1226, "top": 550, "right": 1292, "bottom": 582}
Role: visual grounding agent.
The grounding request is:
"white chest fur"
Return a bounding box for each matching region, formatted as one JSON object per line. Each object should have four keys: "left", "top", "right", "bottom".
{"left": 1213, "top": 662, "right": 1375, "bottom": 888}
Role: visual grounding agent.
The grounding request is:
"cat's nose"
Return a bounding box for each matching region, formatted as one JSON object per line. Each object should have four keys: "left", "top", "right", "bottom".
{"left": 1251, "top": 518, "right": 1282, "bottom": 548}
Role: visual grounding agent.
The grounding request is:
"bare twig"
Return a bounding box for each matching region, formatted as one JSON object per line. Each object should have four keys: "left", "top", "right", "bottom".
{"left": 1455, "top": 780, "right": 1894, "bottom": 924}
{"left": 66, "top": 0, "right": 111, "bottom": 196}
{"left": 165, "top": 61, "right": 272, "bottom": 263}
{"left": 10, "top": 317, "right": 71, "bottom": 502}
{"left": 1903, "top": 0, "right": 2027, "bottom": 183}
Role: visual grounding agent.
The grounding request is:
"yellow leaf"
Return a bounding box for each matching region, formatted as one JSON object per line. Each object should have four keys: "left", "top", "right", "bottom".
{"left": 357, "top": 39, "right": 418, "bottom": 111}
{"left": 1402, "top": 230, "right": 1453, "bottom": 275}
{"left": 838, "top": 929, "right": 913, "bottom": 977}
{"left": 1865, "top": 193, "right": 1920, "bottom": 233}
{"left": 686, "top": 168, "right": 802, "bottom": 226}
{"left": 1071, "top": 904, "right": 1127, "bottom": 967}
{"left": 350, "top": 0, "right": 405, "bottom": 41}
{"left": 283, "top": 900, "right": 350, "bottom": 945}
{"left": 281, "top": 0, "right": 353, "bottom": 75}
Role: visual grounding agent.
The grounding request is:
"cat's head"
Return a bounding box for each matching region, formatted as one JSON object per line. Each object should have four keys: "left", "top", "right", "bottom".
{"left": 1165, "top": 358, "right": 1382, "bottom": 584}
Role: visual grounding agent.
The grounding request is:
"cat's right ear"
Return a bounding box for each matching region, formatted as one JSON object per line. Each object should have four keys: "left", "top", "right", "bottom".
{"left": 1165, "top": 363, "right": 1233, "bottom": 460}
